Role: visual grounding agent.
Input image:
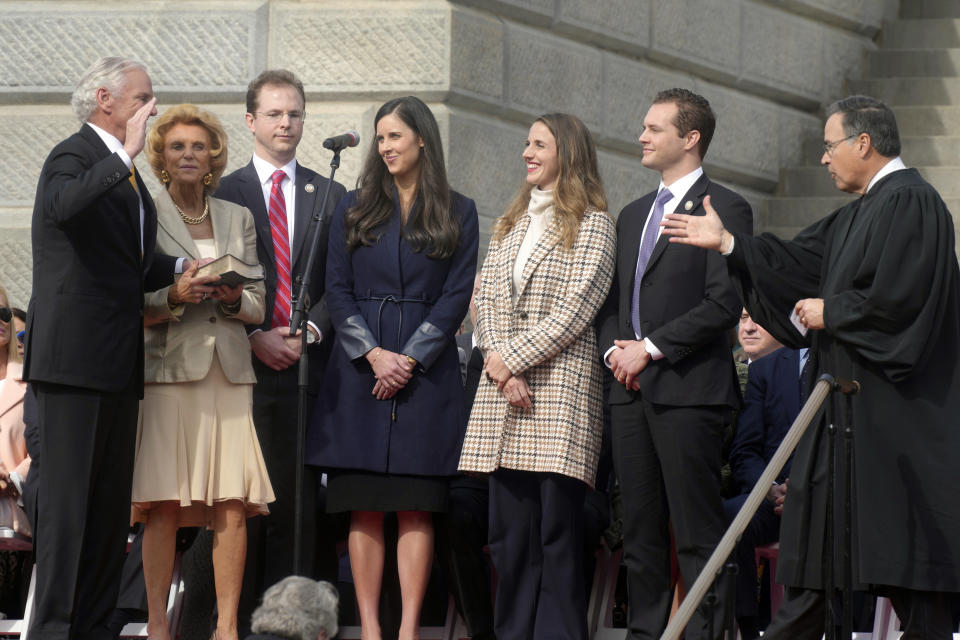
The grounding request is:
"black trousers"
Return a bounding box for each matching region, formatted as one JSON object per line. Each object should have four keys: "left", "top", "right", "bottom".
{"left": 251, "top": 365, "right": 317, "bottom": 584}
{"left": 610, "top": 399, "right": 728, "bottom": 640}
{"left": 765, "top": 586, "right": 956, "bottom": 640}
{"left": 435, "top": 476, "right": 494, "bottom": 639}
{"left": 30, "top": 379, "right": 139, "bottom": 640}
{"left": 488, "top": 468, "right": 587, "bottom": 640}
{"left": 722, "top": 494, "right": 781, "bottom": 619}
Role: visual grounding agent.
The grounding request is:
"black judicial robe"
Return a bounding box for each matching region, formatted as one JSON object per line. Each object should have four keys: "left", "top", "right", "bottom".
{"left": 726, "top": 168, "right": 960, "bottom": 591}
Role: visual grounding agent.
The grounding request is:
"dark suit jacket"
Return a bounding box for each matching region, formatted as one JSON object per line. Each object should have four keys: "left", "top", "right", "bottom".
{"left": 455, "top": 331, "right": 482, "bottom": 415}
{"left": 729, "top": 347, "right": 801, "bottom": 492}
{"left": 215, "top": 160, "right": 346, "bottom": 376}
{"left": 24, "top": 124, "right": 175, "bottom": 394}
{"left": 598, "top": 172, "right": 752, "bottom": 408}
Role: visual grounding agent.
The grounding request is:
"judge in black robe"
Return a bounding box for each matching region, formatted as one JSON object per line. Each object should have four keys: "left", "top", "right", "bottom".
{"left": 661, "top": 95, "right": 960, "bottom": 639}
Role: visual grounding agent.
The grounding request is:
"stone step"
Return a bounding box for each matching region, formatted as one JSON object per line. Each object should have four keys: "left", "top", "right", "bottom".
{"left": 849, "top": 77, "right": 960, "bottom": 104}
{"left": 761, "top": 196, "right": 960, "bottom": 233}
{"left": 802, "top": 134, "right": 960, "bottom": 165}
{"left": 882, "top": 19, "right": 960, "bottom": 49}
{"left": 867, "top": 48, "right": 960, "bottom": 77}
{"left": 902, "top": 0, "right": 960, "bottom": 19}
{"left": 780, "top": 166, "right": 960, "bottom": 197}
{"left": 893, "top": 105, "right": 960, "bottom": 135}
{"left": 760, "top": 197, "right": 857, "bottom": 231}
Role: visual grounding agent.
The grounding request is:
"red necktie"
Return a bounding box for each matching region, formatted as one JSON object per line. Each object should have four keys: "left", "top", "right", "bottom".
{"left": 268, "top": 170, "right": 292, "bottom": 328}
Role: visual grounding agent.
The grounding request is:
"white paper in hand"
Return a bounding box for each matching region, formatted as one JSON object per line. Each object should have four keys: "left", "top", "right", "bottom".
{"left": 789, "top": 308, "right": 809, "bottom": 337}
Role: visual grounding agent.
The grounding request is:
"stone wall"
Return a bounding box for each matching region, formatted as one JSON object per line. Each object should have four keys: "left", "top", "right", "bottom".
{"left": 0, "top": 0, "right": 897, "bottom": 307}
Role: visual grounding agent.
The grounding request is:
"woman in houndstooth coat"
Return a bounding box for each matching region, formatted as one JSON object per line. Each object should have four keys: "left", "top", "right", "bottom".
{"left": 458, "top": 113, "right": 616, "bottom": 640}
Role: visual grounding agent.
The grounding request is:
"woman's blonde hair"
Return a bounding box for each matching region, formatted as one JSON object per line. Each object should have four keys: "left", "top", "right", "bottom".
{"left": 0, "top": 284, "right": 20, "bottom": 365}
{"left": 146, "top": 104, "right": 228, "bottom": 191}
{"left": 492, "top": 113, "right": 607, "bottom": 248}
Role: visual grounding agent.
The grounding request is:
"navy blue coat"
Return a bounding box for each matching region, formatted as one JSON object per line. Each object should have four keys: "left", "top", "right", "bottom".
{"left": 728, "top": 347, "right": 802, "bottom": 493}
{"left": 307, "top": 190, "right": 479, "bottom": 476}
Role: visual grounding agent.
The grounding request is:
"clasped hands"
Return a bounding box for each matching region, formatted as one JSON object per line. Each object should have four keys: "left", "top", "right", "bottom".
{"left": 367, "top": 347, "right": 417, "bottom": 400}
{"left": 484, "top": 351, "right": 532, "bottom": 408}
{"left": 169, "top": 258, "right": 242, "bottom": 306}
{"left": 608, "top": 340, "right": 651, "bottom": 390}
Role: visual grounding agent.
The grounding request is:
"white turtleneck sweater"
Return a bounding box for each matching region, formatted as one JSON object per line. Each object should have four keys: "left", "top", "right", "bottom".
{"left": 512, "top": 187, "right": 554, "bottom": 304}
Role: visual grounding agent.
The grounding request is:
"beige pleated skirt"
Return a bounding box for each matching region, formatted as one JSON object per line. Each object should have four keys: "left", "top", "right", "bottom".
{"left": 131, "top": 354, "right": 275, "bottom": 527}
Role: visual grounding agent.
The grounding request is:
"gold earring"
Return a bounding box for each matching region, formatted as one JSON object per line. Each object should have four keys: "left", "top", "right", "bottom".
{"left": 160, "top": 169, "right": 170, "bottom": 184}
{"left": 203, "top": 173, "right": 213, "bottom": 186}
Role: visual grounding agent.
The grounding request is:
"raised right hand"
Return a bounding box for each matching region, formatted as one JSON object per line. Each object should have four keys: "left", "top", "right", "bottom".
{"left": 122, "top": 96, "right": 158, "bottom": 159}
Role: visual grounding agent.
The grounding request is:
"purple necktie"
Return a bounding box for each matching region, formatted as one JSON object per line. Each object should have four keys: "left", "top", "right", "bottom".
{"left": 631, "top": 187, "right": 673, "bottom": 338}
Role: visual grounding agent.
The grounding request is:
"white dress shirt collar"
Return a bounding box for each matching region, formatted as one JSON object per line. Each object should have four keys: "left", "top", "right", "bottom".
{"left": 866, "top": 156, "right": 906, "bottom": 194}
{"left": 658, "top": 166, "right": 704, "bottom": 210}
{"left": 252, "top": 153, "right": 297, "bottom": 187}
{"left": 86, "top": 122, "right": 132, "bottom": 167}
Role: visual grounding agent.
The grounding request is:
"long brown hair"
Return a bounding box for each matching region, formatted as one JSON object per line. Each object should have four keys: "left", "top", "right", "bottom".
{"left": 492, "top": 113, "right": 607, "bottom": 248}
{"left": 345, "top": 96, "right": 459, "bottom": 259}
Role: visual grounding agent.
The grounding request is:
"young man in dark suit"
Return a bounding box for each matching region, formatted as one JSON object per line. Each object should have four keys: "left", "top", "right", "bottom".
{"left": 25, "top": 56, "right": 182, "bottom": 640}
{"left": 597, "top": 88, "right": 753, "bottom": 640}
{"left": 215, "top": 69, "right": 346, "bottom": 595}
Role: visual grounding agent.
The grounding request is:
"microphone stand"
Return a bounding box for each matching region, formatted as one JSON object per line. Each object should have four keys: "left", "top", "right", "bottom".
{"left": 288, "top": 148, "right": 342, "bottom": 574}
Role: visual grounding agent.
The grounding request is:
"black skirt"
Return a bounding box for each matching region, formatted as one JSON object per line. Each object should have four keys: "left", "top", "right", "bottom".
{"left": 326, "top": 470, "right": 449, "bottom": 513}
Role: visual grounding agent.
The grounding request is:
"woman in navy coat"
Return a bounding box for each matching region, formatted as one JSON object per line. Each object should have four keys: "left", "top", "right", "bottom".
{"left": 308, "top": 95, "right": 478, "bottom": 640}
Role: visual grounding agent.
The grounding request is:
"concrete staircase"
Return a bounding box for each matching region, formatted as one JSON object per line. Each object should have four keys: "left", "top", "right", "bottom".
{"left": 760, "top": 0, "right": 960, "bottom": 240}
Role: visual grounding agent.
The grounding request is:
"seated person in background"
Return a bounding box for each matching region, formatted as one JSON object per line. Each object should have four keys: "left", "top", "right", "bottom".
{"left": 247, "top": 576, "right": 338, "bottom": 640}
{"left": 0, "top": 289, "right": 30, "bottom": 536}
{"left": 10, "top": 309, "right": 25, "bottom": 362}
{"left": 0, "top": 287, "right": 31, "bottom": 619}
{"left": 724, "top": 309, "right": 807, "bottom": 639}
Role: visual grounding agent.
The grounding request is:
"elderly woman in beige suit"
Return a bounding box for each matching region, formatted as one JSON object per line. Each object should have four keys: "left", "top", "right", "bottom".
{"left": 458, "top": 113, "right": 616, "bottom": 640}
{"left": 134, "top": 104, "right": 274, "bottom": 640}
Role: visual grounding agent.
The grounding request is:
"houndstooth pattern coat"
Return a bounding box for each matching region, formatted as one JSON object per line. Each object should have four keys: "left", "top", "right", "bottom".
{"left": 458, "top": 207, "right": 616, "bottom": 487}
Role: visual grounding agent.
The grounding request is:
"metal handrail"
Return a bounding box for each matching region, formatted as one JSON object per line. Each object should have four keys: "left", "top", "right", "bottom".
{"left": 660, "top": 374, "right": 836, "bottom": 640}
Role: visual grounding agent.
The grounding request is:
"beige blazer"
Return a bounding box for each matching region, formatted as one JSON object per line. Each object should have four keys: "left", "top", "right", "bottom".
{"left": 458, "top": 208, "right": 616, "bottom": 486}
{"left": 143, "top": 191, "right": 265, "bottom": 384}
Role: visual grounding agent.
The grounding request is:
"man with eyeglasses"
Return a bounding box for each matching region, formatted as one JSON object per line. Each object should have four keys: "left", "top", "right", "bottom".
{"left": 662, "top": 94, "right": 960, "bottom": 638}
{"left": 216, "top": 70, "right": 346, "bottom": 612}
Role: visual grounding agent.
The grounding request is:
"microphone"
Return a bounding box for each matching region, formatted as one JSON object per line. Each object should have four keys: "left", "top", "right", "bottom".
{"left": 322, "top": 130, "right": 360, "bottom": 151}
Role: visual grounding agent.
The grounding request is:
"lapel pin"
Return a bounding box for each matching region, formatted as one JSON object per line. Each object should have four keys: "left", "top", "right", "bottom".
{"left": 684, "top": 200, "right": 694, "bottom": 211}
{"left": 304, "top": 183, "right": 315, "bottom": 193}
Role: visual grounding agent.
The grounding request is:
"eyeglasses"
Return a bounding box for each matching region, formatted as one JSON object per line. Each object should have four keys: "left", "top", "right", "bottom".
{"left": 255, "top": 111, "right": 306, "bottom": 124}
{"left": 16, "top": 330, "right": 24, "bottom": 344}
{"left": 822, "top": 133, "right": 859, "bottom": 157}
{"left": 0, "top": 307, "right": 10, "bottom": 323}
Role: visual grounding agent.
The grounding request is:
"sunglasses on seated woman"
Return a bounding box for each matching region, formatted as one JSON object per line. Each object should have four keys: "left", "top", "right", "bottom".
{"left": 0, "top": 307, "right": 11, "bottom": 323}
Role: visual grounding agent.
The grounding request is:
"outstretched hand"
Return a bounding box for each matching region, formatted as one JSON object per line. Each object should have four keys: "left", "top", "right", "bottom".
{"left": 660, "top": 195, "right": 733, "bottom": 253}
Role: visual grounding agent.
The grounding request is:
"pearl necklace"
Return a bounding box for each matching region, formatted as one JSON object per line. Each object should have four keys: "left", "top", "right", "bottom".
{"left": 174, "top": 197, "right": 209, "bottom": 225}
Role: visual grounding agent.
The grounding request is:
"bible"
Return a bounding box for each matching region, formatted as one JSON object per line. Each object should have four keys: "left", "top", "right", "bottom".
{"left": 196, "top": 254, "right": 264, "bottom": 287}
